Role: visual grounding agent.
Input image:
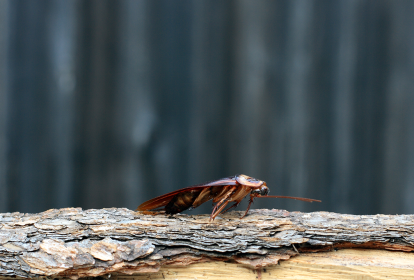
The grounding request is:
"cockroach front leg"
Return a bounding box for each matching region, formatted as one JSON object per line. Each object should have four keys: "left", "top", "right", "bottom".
{"left": 241, "top": 195, "right": 257, "bottom": 218}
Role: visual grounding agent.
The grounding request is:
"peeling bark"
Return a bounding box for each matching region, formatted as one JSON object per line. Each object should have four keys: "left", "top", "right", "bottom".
{"left": 0, "top": 208, "right": 413, "bottom": 279}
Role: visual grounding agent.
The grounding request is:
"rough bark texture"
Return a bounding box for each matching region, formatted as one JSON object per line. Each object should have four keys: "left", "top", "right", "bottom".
{"left": 0, "top": 208, "right": 413, "bottom": 279}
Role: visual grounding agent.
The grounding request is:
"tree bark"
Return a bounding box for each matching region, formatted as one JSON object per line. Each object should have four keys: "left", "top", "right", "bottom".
{"left": 0, "top": 208, "right": 413, "bottom": 279}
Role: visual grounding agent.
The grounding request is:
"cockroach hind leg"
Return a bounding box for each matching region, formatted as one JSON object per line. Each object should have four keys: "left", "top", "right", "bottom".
{"left": 221, "top": 202, "right": 239, "bottom": 214}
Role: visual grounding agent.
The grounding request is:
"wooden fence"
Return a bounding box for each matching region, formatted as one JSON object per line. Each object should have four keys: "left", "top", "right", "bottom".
{"left": 0, "top": 0, "right": 414, "bottom": 215}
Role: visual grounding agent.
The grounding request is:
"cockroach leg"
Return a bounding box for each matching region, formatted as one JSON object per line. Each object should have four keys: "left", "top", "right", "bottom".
{"left": 210, "top": 201, "right": 222, "bottom": 219}
{"left": 209, "top": 187, "right": 236, "bottom": 221}
{"left": 241, "top": 195, "right": 256, "bottom": 218}
{"left": 210, "top": 201, "right": 226, "bottom": 220}
{"left": 210, "top": 200, "right": 230, "bottom": 221}
{"left": 221, "top": 202, "right": 240, "bottom": 214}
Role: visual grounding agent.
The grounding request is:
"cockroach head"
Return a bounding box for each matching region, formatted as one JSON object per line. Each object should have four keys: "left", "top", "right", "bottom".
{"left": 251, "top": 183, "right": 269, "bottom": 196}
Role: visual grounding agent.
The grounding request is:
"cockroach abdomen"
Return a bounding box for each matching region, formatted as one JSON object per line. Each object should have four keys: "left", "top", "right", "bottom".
{"left": 165, "top": 190, "right": 202, "bottom": 214}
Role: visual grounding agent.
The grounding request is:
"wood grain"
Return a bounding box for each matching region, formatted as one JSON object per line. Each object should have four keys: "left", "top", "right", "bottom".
{"left": 113, "top": 250, "right": 414, "bottom": 280}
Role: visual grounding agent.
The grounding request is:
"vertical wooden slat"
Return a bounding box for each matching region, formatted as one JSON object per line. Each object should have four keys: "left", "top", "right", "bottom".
{"left": 384, "top": 1, "right": 414, "bottom": 214}
{"left": 231, "top": 0, "right": 270, "bottom": 178}
{"left": 331, "top": 0, "right": 359, "bottom": 214}
{"left": 7, "top": 0, "right": 55, "bottom": 212}
{"left": 145, "top": 0, "right": 193, "bottom": 196}
{"left": 230, "top": 0, "right": 273, "bottom": 211}
{"left": 299, "top": 0, "right": 338, "bottom": 213}
{"left": 282, "top": 0, "right": 315, "bottom": 212}
{"left": 264, "top": 1, "right": 291, "bottom": 210}
{"left": 185, "top": 0, "right": 234, "bottom": 213}
{"left": 350, "top": 0, "right": 389, "bottom": 214}
{"left": 0, "top": 0, "right": 9, "bottom": 212}
{"left": 73, "top": 0, "right": 121, "bottom": 209}
{"left": 47, "top": 0, "right": 77, "bottom": 208}
{"left": 187, "top": 0, "right": 233, "bottom": 184}
{"left": 115, "top": 0, "right": 155, "bottom": 209}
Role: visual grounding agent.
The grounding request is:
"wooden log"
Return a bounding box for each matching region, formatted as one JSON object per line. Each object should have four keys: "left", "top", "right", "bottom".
{"left": 0, "top": 208, "right": 413, "bottom": 279}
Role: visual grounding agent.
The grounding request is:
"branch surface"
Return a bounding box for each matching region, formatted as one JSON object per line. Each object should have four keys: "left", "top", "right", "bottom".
{"left": 0, "top": 208, "right": 413, "bottom": 279}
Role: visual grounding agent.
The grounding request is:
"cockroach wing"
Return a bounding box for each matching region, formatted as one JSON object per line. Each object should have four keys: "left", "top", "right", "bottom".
{"left": 136, "top": 176, "right": 239, "bottom": 211}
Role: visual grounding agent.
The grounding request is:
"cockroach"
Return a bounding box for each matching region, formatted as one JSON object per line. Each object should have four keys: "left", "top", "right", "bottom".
{"left": 136, "top": 174, "right": 321, "bottom": 221}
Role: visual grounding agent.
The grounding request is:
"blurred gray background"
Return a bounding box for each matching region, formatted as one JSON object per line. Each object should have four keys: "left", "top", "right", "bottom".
{"left": 1, "top": 0, "right": 414, "bottom": 215}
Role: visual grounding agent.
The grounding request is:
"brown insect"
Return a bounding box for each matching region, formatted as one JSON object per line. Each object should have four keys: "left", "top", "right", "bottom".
{"left": 136, "top": 174, "right": 321, "bottom": 221}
